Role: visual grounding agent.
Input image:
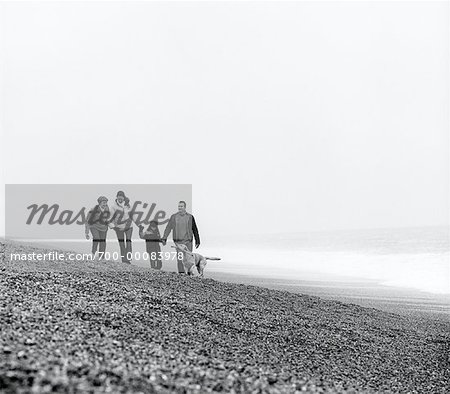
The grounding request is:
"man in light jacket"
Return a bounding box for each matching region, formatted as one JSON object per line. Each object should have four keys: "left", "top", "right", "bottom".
{"left": 162, "top": 201, "right": 200, "bottom": 273}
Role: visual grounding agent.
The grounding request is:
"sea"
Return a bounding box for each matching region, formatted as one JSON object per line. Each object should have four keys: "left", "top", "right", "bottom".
{"left": 203, "top": 226, "right": 450, "bottom": 296}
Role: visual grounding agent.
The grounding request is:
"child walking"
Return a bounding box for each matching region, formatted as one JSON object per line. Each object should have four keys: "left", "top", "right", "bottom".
{"left": 139, "top": 220, "right": 163, "bottom": 269}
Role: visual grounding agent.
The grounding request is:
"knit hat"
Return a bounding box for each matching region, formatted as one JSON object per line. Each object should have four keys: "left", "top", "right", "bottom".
{"left": 97, "top": 196, "right": 108, "bottom": 203}
{"left": 116, "top": 191, "right": 126, "bottom": 198}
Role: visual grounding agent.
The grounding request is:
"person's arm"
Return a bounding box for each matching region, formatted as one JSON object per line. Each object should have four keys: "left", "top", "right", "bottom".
{"left": 123, "top": 199, "right": 138, "bottom": 227}
{"left": 108, "top": 205, "right": 120, "bottom": 228}
{"left": 129, "top": 209, "right": 142, "bottom": 228}
{"left": 162, "top": 215, "right": 174, "bottom": 244}
{"left": 192, "top": 215, "right": 200, "bottom": 248}
{"left": 156, "top": 228, "right": 163, "bottom": 242}
{"left": 85, "top": 207, "right": 93, "bottom": 239}
{"left": 108, "top": 205, "right": 116, "bottom": 224}
{"left": 139, "top": 227, "right": 146, "bottom": 239}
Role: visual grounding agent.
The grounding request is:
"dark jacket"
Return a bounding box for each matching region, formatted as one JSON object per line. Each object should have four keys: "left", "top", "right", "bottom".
{"left": 86, "top": 205, "right": 110, "bottom": 232}
{"left": 163, "top": 212, "right": 200, "bottom": 245}
{"left": 139, "top": 227, "right": 162, "bottom": 255}
{"left": 139, "top": 227, "right": 162, "bottom": 243}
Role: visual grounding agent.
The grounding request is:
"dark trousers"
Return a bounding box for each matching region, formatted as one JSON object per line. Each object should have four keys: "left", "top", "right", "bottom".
{"left": 115, "top": 227, "right": 133, "bottom": 263}
{"left": 90, "top": 227, "right": 107, "bottom": 256}
{"left": 146, "top": 242, "right": 162, "bottom": 270}
{"left": 175, "top": 240, "right": 193, "bottom": 273}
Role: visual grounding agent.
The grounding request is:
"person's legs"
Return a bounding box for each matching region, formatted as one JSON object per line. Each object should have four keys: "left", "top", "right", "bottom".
{"left": 147, "top": 242, "right": 162, "bottom": 269}
{"left": 90, "top": 227, "right": 100, "bottom": 256}
{"left": 114, "top": 229, "right": 127, "bottom": 262}
{"left": 124, "top": 227, "right": 133, "bottom": 262}
{"left": 153, "top": 243, "right": 162, "bottom": 270}
{"left": 146, "top": 243, "right": 156, "bottom": 269}
{"left": 176, "top": 240, "right": 193, "bottom": 273}
{"left": 98, "top": 229, "right": 107, "bottom": 255}
{"left": 176, "top": 245, "right": 185, "bottom": 273}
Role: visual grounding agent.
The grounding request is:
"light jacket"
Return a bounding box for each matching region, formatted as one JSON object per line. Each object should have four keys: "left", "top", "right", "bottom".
{"left": 109, "top": 200, "right": 136, "bottom": 231}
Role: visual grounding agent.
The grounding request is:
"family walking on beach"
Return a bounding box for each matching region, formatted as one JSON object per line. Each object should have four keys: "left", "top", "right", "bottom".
{"left": 85, "top": 191, "right": 200, "bottom": 272}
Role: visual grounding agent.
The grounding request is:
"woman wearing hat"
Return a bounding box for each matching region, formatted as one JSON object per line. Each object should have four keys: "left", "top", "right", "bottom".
{"left": 85, "top": 196, "right": 110, "bottom": 257}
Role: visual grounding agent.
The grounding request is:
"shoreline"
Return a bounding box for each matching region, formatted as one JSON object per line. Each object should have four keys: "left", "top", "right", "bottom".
{"left": 4, "top": 238, "right": 449, "bottom": 321}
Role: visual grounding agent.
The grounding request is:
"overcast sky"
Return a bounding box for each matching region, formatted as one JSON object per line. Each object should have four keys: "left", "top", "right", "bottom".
{"left": 1, "top": 1, "right": 448, "bottom": 237}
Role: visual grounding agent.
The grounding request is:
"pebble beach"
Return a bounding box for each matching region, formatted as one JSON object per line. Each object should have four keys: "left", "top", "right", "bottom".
{"left": 1, "top": 241, "right": 449, "bottom": 393}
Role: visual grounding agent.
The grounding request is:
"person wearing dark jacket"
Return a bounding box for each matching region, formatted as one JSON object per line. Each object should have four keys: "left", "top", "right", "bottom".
{"left": 139, "top": 220, "right": 162, "bottom": 269}
{"left": 162, "top": 201, "right": 200, "bottom": 273}
{"left": 85, "top": 196, "right": 110, "bottom": 257}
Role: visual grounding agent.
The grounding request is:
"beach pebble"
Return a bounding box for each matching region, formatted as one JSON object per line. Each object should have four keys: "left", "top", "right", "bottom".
{"left": 0, "top": 240, "right": 449, "bottom": 393}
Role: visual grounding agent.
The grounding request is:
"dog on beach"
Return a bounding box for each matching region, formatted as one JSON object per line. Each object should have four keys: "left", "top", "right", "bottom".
{"left": 171, "top": 244, "right": 221, "bottom": 277}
